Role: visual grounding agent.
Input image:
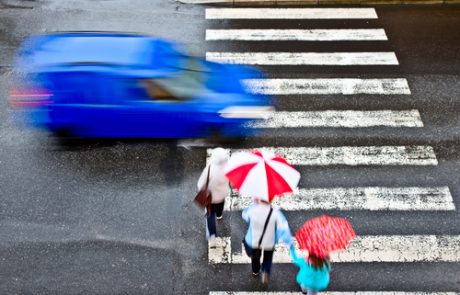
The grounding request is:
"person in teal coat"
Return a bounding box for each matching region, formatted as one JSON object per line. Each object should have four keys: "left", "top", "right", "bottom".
{"left": 290, "top": 246, "right": 331, "bottom": 295}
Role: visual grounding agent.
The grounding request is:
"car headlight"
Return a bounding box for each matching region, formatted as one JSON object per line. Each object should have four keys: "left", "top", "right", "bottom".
{"left": 218, "top": 106, "right": 275, "bottom": 119}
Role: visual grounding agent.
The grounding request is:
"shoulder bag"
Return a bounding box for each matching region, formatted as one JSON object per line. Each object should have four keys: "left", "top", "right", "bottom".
{"left": 194, "top": 166, "right": 213, "bottom": 215}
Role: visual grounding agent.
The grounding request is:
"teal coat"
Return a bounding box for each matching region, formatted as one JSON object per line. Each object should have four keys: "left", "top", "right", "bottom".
{"left": 290, "top": 247, "right": 331, "bottom": 291}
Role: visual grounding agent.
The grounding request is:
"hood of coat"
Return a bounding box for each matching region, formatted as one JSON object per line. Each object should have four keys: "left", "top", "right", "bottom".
{"left": 210, "top": 148, "right": 229, "bottom": 166}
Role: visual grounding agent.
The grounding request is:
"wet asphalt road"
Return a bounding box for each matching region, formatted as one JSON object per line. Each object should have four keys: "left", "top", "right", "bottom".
{"left": 0, "top": 1, "right": 460, "bottom": 294}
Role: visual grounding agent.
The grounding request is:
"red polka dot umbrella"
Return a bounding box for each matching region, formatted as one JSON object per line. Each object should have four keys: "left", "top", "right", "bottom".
{"left": 225, "top": 150, "right": 300, "bottom": 202}
{"left": 295, "top": 215, "right": 356, "bottom": 258}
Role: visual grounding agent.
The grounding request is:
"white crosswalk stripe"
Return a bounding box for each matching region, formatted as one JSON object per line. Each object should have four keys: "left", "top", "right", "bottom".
{"left": 208, "top": 236, "right": 460, "bottom": 264}
{"left": 224, "top": 187, "right": 455, "bottom": 211}
{"left": 210, "top": 292, "right": 460, "bottom": 295}
{"left": 206, "top": 29, "right": 388, "bottom": 41}
{"left": 210, "top": 146, "right": 438, "bottom": 166}
{"left": 242, "top": 78, "right": 411, "bottom": 95}
{"left": 205, "top": 8, "right": 379, "bottom": 19}
{"left": 245, "top": 110, "right": 423, "bottom": 128}
{"left": 206, "top": 52, "right": 399, "bottom": 66}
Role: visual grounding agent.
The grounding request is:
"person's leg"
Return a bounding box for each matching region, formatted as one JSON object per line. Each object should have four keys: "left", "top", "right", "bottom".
{"left": 215, "top": 202, "right": 225, "bottom": 220}
{"left": 261, "top": 249, "right": 274, "bottom": 284}
{"left": 300, "top": 285, "right": 308, "bottom": 294}
{"left": 251, "top": 249, "right": 262, "bottom": 275}
{"left": 261, "top": 249, "right": 274, "bottom": 274}
{"left": 206, "top": 204, "right": 217, "bottom": 239}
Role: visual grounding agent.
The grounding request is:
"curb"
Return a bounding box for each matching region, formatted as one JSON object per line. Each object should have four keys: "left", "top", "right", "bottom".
{"left": 179, "top": 0, "right": 460, "bottom": 5}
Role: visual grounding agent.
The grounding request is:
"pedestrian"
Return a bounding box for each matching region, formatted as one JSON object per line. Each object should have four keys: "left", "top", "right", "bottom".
{"left": 197, "top": 147, "right": 229, "bottom": 240}
{"left": 242, "top": 198, "right": 293, "bottom": 285}
{"left": 290, "top": 246, "right": 331, "bottom": 295}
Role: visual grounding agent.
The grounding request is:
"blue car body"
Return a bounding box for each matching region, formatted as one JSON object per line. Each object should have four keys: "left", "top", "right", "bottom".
{"left": 11, "top": 32, "right": 273, "bottom": 138}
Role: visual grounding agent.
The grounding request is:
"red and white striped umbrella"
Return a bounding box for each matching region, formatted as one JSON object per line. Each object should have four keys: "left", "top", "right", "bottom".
{"left": 225, "top": 150, "right": 301, "bottom": 202}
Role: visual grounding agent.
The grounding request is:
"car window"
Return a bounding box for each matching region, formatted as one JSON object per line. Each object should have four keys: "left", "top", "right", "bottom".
{"left": 137, "top": 59, "right": 210, "bottom": 101}
{"left": 140, "top": 79, "right": 177, "bottom": 100}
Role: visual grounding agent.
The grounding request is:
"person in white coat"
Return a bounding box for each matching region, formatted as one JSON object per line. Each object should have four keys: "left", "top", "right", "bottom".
{"left": 197, "top": 147, "right": 230, "bottom": 240}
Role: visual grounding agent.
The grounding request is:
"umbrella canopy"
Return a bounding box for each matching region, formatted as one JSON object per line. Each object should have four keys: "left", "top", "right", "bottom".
{"left": 225, "top": 149, "right": 300, "bottom": 202}
{"left": 295, "top": 215, "right": 356, "bottom": 258}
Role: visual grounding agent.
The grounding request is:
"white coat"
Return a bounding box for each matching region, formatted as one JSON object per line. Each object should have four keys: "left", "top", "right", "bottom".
{"left": 197, "top": 148, "right": 229, "bottom": 204}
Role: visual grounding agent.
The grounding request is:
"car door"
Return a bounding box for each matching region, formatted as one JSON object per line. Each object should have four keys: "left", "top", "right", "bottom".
{"left": 122, "top": 77, "right": 206, "bottom": 138}
{"left": 50, "top": 72, "right": 133, "bottom": 138}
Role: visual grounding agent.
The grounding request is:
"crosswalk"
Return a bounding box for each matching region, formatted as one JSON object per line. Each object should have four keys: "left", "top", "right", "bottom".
{"left": 204, "top": 7, "right": 457, "bottom": 294}
{"left": 209, "top": 293, "right": 460, "bottom": 295}
{"left": 206, "top": 52, "right": 400, "bottom": 65}
{"left": 206, "top": 29, "right": 388, "bottom": 41}
{"left": 221, "top": 146, "right": 438, "bottom": 165}
{"left": 224, "top": 187, "right": 455, "bottom": 211}
{"left": 241, "top": 78, "right": 411, "bottom": 95}
{"left": 209, "top": 235, "right": 460, "bottom": 263}
{"left": 205, "top": 8, "right": 379, "bottom": 19}
{"left": 245, "top": 110, "right": 423, "bottom": 128}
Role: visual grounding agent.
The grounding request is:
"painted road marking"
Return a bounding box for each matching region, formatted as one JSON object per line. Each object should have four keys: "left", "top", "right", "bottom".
{"left": 206, "top": 52, "right": 399, "bottom": 65}
{"left": 209, "top": 146, "right": 438, "bottom": 166}
{"left": 206, "top": 29, "right": 388, "bottom": 41}
{"left": 242, "top": 78, "right": 411, "bottom": 95}
{"left": 205, "top": 8, "right": 378, "bottom": 19}
{"left": 245, "top": 110, "right": 423, "bottom": 128}
{"left": 210, "top": 292, "right": 460, "bottom": 295}
{"left": 223, "top": 187, "right": 454, "bottom": 211}
{"left": 208, "top": 236, "right": 460, "bottom": 264}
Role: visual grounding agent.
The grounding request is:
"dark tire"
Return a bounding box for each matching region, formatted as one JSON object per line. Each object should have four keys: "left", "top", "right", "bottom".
{"left": 53, "top": 128, "right": 81, "bottom": 147}
{"left": 210, "top": 128, "right": 245, "bottom": 145}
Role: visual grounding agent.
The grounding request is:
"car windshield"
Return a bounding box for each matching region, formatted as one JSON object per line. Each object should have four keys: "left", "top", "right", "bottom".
{"left": 142, "top": 56, "right": 210, "bottom": 100}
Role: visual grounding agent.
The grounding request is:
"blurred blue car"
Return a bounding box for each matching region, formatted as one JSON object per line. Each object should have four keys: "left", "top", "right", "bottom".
{"left": 10, "top": 32, "right": 273, "bottom": 139}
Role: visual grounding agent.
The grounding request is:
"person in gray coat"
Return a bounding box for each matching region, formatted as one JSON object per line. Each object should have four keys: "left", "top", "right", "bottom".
{"left": 197, "top": 147, "right": 230, "bottom": 240}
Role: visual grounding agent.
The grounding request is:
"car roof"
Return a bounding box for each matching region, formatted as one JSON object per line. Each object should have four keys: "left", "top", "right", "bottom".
{"left": 16, "top": 32, "right": 185, "bottom": 74}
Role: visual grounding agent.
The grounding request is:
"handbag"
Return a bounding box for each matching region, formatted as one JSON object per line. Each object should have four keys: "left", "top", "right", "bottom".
{"left": 194, "top": 166, "right": 212, "bottom": 214}
{"left": 243, "top": 207, "right": 273, "bottom": 258}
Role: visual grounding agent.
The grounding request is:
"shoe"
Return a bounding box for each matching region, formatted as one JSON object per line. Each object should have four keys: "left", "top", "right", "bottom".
{"left": 216, "top": 215, "right": 223, "bottom": 220}
{"left": 252, "top": 272, "right": 259, "bottom": 277}
{"left": 261, "top": 272, "right": 269, "bottom": 285}
{"left": 208, "top": 234, "right": 216, "bottom": 241}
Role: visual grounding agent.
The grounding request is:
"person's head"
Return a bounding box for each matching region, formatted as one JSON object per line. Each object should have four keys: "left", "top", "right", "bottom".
{"left": 308, "top": 253, "right": 329, "bottom": 269}
{"left": 210, "top": 148, "right": 229, "bottom": 166}
{"left": 253, "top": 197, "right": 269, "bottom": 205}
